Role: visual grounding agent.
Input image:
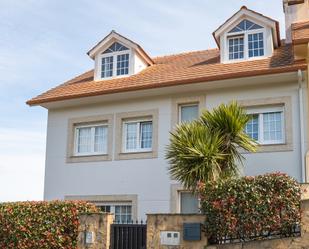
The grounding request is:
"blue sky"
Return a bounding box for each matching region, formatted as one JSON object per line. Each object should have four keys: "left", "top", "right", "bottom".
{"left": 0, "top": 0, "right": 284, "bottom": 201}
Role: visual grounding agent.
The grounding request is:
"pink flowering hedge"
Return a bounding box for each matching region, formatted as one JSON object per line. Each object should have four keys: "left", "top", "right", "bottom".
{"left": 0, "top": 201, "right": 98, "bottom": 249}
{"left": 199, "top": 173, "right": 301, "bottom": 243}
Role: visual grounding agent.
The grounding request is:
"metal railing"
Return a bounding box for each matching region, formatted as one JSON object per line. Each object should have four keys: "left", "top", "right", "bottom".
{"left": 208, "top": 223, "right": 301, "bottom": 245}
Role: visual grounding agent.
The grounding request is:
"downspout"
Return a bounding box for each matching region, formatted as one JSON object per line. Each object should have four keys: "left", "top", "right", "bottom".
{"left": 306, "top": 42, "right": 309, "bottom": 183}
{"left": 298, "top": 69, "right": 306, "bottom": 183}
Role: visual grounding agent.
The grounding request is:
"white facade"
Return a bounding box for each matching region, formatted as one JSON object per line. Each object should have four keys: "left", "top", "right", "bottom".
{"left": 44, "top": 72, "right": 308, "bottom": 220}
{"left": 38, "top": 1, "right": 309, "bottom": 220}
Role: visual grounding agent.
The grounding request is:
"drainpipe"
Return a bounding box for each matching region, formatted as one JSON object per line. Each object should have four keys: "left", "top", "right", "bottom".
{"left": 306, "top": 42, "right": 309, "bottom": 183}
{"left": 298, "top": 69, "right": 306, "bottom": 183}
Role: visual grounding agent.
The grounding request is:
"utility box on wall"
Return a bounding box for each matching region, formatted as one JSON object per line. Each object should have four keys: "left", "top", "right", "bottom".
{"left": 160, "top": 231, "right": 180, "bottom": 245}
{"left": 183, "top": 223, "right": 201, "bottom": 241}
{"left": 85, "top": 231, "right": 95, "bottom": 244}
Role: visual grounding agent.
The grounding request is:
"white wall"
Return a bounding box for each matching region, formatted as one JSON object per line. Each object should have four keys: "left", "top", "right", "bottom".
{"left": 44, "top": 77, "right": 305, "bottom": 219}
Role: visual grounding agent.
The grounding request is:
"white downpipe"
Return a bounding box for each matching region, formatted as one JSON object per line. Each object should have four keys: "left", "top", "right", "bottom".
{"left": 298, "top": 69, "right": 306, "bottom": 183}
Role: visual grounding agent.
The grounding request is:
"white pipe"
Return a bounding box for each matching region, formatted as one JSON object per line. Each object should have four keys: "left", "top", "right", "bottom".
{"left": 298, "top": 69, "right": 306, "bottom": 183}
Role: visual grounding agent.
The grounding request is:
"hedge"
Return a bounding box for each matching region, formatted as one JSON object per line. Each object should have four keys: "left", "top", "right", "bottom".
{"left": 199, "top": 173, "right": 301, "bottom": 243}
{"left": 0, "top": 200, "right": 98, "bottom": 249}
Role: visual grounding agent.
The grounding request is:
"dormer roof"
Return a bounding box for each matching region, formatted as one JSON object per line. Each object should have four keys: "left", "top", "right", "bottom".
{"left": 87, "top": 30, "right": 154, "bottom": 66}
{"left": 213, "top": 6, "right": 281, "bottom": 48}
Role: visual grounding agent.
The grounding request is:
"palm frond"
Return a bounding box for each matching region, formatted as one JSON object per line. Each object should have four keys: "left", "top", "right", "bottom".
{"left": 166, "top": 101, "right": 258, "bottom": 191}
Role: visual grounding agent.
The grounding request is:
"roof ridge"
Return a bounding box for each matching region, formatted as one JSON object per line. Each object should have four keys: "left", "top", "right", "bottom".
{"left": 152, "top": 48, "right": 219, "bottom": 60}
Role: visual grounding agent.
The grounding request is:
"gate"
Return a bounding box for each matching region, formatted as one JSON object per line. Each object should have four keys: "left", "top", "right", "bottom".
{"left": 110, "top": 222, "right": 147, "bottom": 249}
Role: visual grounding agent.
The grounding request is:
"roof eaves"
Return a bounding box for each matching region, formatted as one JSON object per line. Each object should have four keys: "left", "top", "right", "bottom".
{"left": 26, "top": 63, "right": 306, "bottom": 107}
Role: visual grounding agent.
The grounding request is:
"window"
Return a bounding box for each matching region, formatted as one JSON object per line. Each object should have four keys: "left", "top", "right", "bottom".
{"left": 227, "top": 19, "right": 265, "bottom": 61}
{"left": 100, "top": 42, "right": 130, "bottom": 79}
{"left": 75, "top": 124, "right": 108, "bottom": 156}
{"left": 180, "top": 192, "right": 199, "bottom": 214}
{"left": 97, "top": 204, "right": 132, "bottom": 223}
{"left": 179, "top": 104, "right": 199, "bottom": 123}
{"left": 117, "top": 54, "right": 129, "bottom": 76}
{"left": 123, "top": 120, "right": 153, "bottom": 153}
{"left": 245, "top": 107, "right": 284, "bottom": 145}
{"left": 101, "top": 56, "right": 113, "bottom": 78}
{"left": 228, "top": 36, "right": 244, "bottom": 60}
{"left": 245, "top": 114, "right": 259, "bottom": 141}
{"left": 228, "top": 19, "right": 263, "bottom": 33}
{"left": 248, "top": 33, "right": 264, "bottom": 57}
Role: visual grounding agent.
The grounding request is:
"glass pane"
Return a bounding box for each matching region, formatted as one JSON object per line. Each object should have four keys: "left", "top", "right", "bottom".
{"left": 94, "top": 126, "right": 108, "bottom": 153}
{"left": 248, "top": 32, "right": 264, "bottom": 58}
{"left": 180, "top": 192, "right": 199, "bottom": 214}
{"left": 116, "top": 53, "right": 129, "bottom": 76}
{"left": 77, "top": 127, "right": 92, "bottom": 153}
{"left": 180, "top": 105, "right": 199, "bottom": 122}
{"left": 101, "top": 56, "right": 113, "bottom": 78}
{"left": 114, "top": 205, "right": 132, "bottom": 223}
{"left": 263, "top": 112, "right": 283, "bottom": 143}
{"left": 115, "top": 215, "right": 121, "bottom": 223}
{"left": 125, "top": 123, "right": 137, "bottom": 150}
{"left": 99, "top": 205, "right": 111, "bottom": 213}
{"left": 140, "top": 121, "right": 152, "bottom": 149}
{"left": 102, "top": 42, "right": 129, "bottom": 54}
{"left": 228, "top": 36, "right": 244, "bottom": 60}
{"left": 228, "top": 19, "right": 263, "bottom": 33}
{"left": 245, "top": 114, "right": 259, "bottom": 141}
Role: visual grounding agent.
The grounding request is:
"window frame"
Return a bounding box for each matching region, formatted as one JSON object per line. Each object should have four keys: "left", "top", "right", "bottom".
{"left": 225, "top": 26, "right": 266, "bottom": 62}
{"left": 99, "top": 49, "right": 131, "bottom": 79}
{"left": 178, "top": 103, "right": 199, "bottom": 123}
{"left": 246, "top": 106, "right": 285, "bottom": 145}
{"left": 122, "top": 118, "right": 153, "bottom": 153}
{"left": 178, "top": 190, "right": 200, "bottom": 214}
{"left": 95, "top": 202, "right": 133, "bottom": 223}
{"left": 227, "top": 35, "right": 245, "bottom": 60}
{"left": 74, "top": 123, "right": 108, "bottom": 156}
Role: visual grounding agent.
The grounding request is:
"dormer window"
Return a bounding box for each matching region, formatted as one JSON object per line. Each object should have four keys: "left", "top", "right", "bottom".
{"left": 227, "top": 19, "right": 265, "bottom": 61}
{"left": 213, "top": 6, "right": 280, "bottom": 64}
{"left": 88, "top": 31, "right": 154, "bottom": 81}
{"left": 100, "top": 42, "right": 130, "bottom": 79}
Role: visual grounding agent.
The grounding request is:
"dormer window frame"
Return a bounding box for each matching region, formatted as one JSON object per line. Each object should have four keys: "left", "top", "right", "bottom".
{"left": 97, "top": 42, "right": 133, "bottom": 80}
{"left": 223, "top": 22, "right": 267, "bottom": 63}
{"left": 213, "top": 7, "right": 280, "bottom": 64}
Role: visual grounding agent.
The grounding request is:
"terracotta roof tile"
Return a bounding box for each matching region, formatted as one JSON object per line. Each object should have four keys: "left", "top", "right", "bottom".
{"left": 292, "top": 21, "right": 309, "bottom": 45}
{"left": 27, "top": 41, "right": 307, "bottom": 106}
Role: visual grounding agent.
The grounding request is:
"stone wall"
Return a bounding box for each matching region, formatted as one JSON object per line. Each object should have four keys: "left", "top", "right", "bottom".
{"left": 78, "top": 198, "right": 309, "bottom": 249}
{"left": 147, "top": 214, "right": 208, "bottom": 249}
{"left": 77, "top": 213, "right": 113, "bottom": 249}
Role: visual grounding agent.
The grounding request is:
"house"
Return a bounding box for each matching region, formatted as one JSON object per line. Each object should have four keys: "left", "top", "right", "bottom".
{"left": 27, "top": 0, "right": 309, "bottom": 221}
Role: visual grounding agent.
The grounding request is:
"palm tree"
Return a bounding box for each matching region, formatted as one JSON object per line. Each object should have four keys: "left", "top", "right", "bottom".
{"left": 166, "top": 101, "right": 258, "bottom": 192}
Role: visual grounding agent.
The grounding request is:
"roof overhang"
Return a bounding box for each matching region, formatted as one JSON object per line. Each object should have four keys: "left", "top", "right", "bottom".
{"left": 27, "top": 65, "right": 305, "bottom": 108}
{"left": 213, "top": 6, "right": 281, "bottom": 49}
{"left": 36, "top": 72, "right": 300, "bottom": 109}
{"left": 87, "top": 30, "right": 154, "bottom": 65}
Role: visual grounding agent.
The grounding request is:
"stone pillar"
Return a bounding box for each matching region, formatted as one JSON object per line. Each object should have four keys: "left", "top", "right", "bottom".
{"left": 77, "top": 213, "right": 113, "bottom": 249}
{"left": 147, "top": 214, "right": 208, "bottom": 249}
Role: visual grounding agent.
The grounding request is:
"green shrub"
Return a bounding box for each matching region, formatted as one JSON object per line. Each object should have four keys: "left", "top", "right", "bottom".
{"left": 0, "top": 200, "right": 98, "bottom": 249}
{"left": 199, "top": 173, "right": 301, "bottom": 243}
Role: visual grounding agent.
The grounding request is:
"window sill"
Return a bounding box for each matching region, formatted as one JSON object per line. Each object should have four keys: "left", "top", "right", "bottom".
{"left": 115, "top": 150, "right": 158, "bottom": 160}
{"left": 66, "top": 154, "right": 111, "bottom": 163}
{"left": 240, "top": 142, "right": 293, "bottom": 154}
{"left": 223, "top": 55, "right": 269, "bottom": 64}
{"left": 97, "top": 74, "right": 130, "bottom": 81}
